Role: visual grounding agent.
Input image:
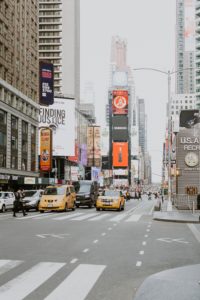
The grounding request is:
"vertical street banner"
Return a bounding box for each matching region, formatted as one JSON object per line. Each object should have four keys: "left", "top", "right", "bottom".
{"left": 94, "top": 126, "right": 101, "bottom": 167}
{"left": 112, "top": 90, "right": 128, "bottom": 115}
{"left": 112, "top": 142, "right": 128, "bottom": 167}
{"left": 87, "top": 127, "right": 94, "bottom": 167}
{"left": 39, "top": 61, "right": 54, "bottom": 106}
{"left": 40, "top": 128, "right": 52, "bottom": 171}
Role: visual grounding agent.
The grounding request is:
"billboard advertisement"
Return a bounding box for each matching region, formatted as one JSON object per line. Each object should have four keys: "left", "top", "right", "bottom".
{"left": 91, "top": 167, "right": 101, "bottom": 182}
{"left": 87, "top": 126, "right": 101, "bottom": 167}
{"left": 112, "top": 142, "right": 128, "bottom": 167}
{"left": 68, "top": 142, "right": 79, "bottom": 162}
{"left": 39, "top": 98, "right": 75, "bottom": 156}
{"left": 40, "top": 128, "right": 52, "bottom": 171}
{"left": 112, "top": 115, "right": 128, "bottom": 141}
{"left": 184, "top": 0, "right": 195, "bottom": 52}
{"left": 179, "top": 110, "right": 200, "bottom": 129}
{"left": 112, "top": 90, "right": 128, "bottom": 115}
{"left": 39, "top": 61, "right": 54, "bottom": 106}
{"left": 70, "top": 166, "right": 79, "bottom": 181}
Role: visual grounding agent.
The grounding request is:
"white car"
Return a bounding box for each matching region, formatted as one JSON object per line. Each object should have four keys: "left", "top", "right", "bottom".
{"left": 0, "top": 192, "right": 15, "bottom": 212}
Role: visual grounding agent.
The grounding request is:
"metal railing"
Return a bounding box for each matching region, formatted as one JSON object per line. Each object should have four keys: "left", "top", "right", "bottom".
{"left": 172, "top": 194, "right": 197, "bottom": 213}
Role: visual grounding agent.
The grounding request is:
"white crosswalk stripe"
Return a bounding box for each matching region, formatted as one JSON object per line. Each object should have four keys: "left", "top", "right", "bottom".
{"left": 70, "top": 212, "right": 100, "bottom": 221}
{"left": 53, "top": 212, "right": 84, "bottom": 221}
{"left": 125, "top": 214, "right": 142, "bottom": 222}
{"left": 109, "top": 212, "right": 129, "bottom": 222}
{"left": 0, "top": 259, "right": 22, "bottom": 276}
{"left": 0, "top": 262, "right": 65, "bottom": 300}
{"left": 0, "top": 260, "right": 106, "bottom": 300}
{"left": 89, "top": 213, "right": 111, "bottom": 221}
{"left": 44, "top": 264, "right": 106, "bottom": 300}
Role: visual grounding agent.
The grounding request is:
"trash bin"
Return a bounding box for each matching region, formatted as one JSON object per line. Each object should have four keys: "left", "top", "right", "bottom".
{"left": 197, "top": 194, "right": 200, "bottom": 210}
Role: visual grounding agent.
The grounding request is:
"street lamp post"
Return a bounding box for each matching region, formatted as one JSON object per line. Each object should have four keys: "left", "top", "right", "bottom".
{"left": 132, "top": 67, "right": 193, "bottom": 210}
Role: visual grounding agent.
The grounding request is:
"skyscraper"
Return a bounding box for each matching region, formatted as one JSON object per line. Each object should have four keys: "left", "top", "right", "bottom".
{"left": 196, "top": 0, "right": 200, "bottom": 108}
{"left": 137, "top": 98, "right": 146, "bottom": 155}
{"left": 175, "top": 0, "right": 195, "bottom": 94}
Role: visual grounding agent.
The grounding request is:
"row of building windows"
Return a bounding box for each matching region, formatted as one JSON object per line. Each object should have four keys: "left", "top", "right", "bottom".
{"left": 0, "top": 109, "right": 36, "bottom": 171}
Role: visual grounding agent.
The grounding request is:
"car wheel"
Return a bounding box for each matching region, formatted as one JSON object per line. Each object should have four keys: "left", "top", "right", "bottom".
{"left": 40, "top": 210, "right": 44, "bottom": 214}
{"left": 96, "top": 207, "right": 100, "bottom": 211}
{"left": 76, "top": 204, "right": 79, "bottom": 208}
{"left": 64, "top": 203, "right": 68, "bottom": 212}
{"left": 118, "top": 204, "right": 122, "bottom": 211}
{"left": 121, "top": 204, "right": 125, "bottom": 211}
{"left": 1, "top": 205, "right": 6, "bottom": 213}
{"left": 72, "top": 202, "right": 76, "bottom": 211}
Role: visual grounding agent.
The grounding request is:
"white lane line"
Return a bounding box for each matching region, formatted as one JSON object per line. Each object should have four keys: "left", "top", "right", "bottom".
{"left": 93, "top": 240, "right": 99, "bottom": 244}
{"left": 146, "top": 229, "right": 150, "bottom": 232}
{"left": 188, "top": 224, "right": 200, "bottom": 243}
{"left": 0, "top": 262, "right": 65, "bottom": 300}
{"left": 139, "top": 251, "right": 144, "bottom": 255}
{"left": 108, "top": 227, "right": 112, "bottom": 231}
{"left": 35, "top": 213, "right": 61, "bottom": 220}
{"left": 70, "top": 259, "right": 78, "bottom": 264}
{"left": 136, "top": 261, "right": 142, "bottom": 267}
{"left": 125, "top": 214, "right": 141, "bottom": 222}
{"left": 149, "top": 204, "right": 155, "bottom": 215}
{"left": 17, "top": 213, "right": 42, "bottom": 220}
{"left": 89, "top": 214, "right": 111, "bottom": 221}
{"left": 53, "top": 213, "right": 83, "bottom": 221}
{"left": 0, "top": 214, "right": 12, "bottom": 219}
{"left": 147, "top": 224, "right": 151, "bottom": 228}
{"left": 71, "top": 213, "right": 100, "bottom": 221}
{"left": 44, "top": 264, "right": 106, "bottom": 300}
{"left": 83, "top": 248, "right": 89, "bottom": 253}
{"left": 144, "top": 234, "right": 148, "bottom": 238}
{"left": 142, "top": 241, "right": 147, "bottom": 246}
{"left": 101, "top": 233, "right": 106, "bottom": 236}
{"left": 0, "top": 260, "right": 22, "bottom": 276}
{"left": 113, "top": 223, "right": 117, "bottom": 226}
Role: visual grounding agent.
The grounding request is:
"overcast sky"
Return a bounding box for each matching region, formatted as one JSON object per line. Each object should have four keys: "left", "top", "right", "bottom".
{"left": 80, "top": 0, "right": 176, "bottom": 182}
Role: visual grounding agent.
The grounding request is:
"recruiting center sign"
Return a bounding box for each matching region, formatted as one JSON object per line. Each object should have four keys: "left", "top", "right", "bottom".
{"left": 39, "top": 98, "right": 75, "bottom": 156}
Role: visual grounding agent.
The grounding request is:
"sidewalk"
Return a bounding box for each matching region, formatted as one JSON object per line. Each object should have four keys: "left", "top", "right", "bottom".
{"left": 153, "top": 199, "right": 200, "bottom": 223}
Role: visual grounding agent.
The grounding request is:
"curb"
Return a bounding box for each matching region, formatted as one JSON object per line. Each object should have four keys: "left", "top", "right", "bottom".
{"left": 153, "top": 217, "right": 200, "bottom": 224}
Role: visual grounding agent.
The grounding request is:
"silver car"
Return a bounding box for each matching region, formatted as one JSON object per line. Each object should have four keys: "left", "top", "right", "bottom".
{"left": 23, "top": 190, "right": 44, "bottom": 211}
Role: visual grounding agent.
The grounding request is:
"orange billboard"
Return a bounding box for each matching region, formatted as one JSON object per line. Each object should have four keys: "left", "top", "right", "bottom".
{"left": 112, "top": 90, "right": 128, "bottom": 114}
{"left": 40, "top": 128, "right": 52, "bottom": 171}
{"left": 112, "top": 142, "right": 128, "bottom": 167}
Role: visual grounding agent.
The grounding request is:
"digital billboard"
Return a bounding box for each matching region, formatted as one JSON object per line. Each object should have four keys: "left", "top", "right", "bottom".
{"left": 112, "top": 142, "right": 128, "bottom": 167}
{"left": 112, "top": 115, "right": 128, "bottom": 141}
{"left": 40, "top": 128, "right": 52, "bottom": 171}
{"left": 87, "top": 126, "right": 101, "bottom": 167}
{"left": 179, "top": 110, "right": 200, "bottom": 128}
{"left": 112, "top": 90, "right": 128, "bottom": 115}
{"left": 39, "top": 98, "right": 75, "bottom": 156}
{"left": 39, "top": 61, "right": 54, "bottom": 106}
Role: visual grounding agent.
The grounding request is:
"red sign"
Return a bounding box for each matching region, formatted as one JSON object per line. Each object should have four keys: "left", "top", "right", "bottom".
{"left": 68, "top": 143, "right": 79, "bottom": 162}
{"left": 112, "top": 90, "right": 128, "bottom": 114}
{"left": 112, "top": 142, "right": 128, "bottom": 167}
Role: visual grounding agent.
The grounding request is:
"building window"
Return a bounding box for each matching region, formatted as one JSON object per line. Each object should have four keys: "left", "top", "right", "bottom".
{"left": 22, "top": 121, "right": 28, "bottom": 171}
{"left": 11, "top": 156, "right": 17, "bottom": 169}
{"left": 31, "top": 125, "right": 36, "bottom": 171}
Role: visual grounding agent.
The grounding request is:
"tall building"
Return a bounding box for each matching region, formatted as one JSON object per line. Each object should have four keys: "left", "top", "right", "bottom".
{"left": 170, "top": 93, "right": 196, "bottom": 116}
{"left": 39, "top": 0, "right": 80, "bottom": 104}
{"left": 0, "top": 1, "right": 39, "bottom": 188}
{"left": 175, "top": 0, "right": 195, "bottom": 94}
{"left": 196, "top": 0, "right": 200, "bottom": 108}
{"left": 137, "top": 98, "right": 146, "bottom": 155}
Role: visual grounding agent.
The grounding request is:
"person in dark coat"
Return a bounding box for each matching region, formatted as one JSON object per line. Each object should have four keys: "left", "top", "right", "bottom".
{"left": 13, "top": 189, "right": 27, "bottom": 217}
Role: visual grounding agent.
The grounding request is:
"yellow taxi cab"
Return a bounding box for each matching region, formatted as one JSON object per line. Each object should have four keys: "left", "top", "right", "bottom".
{"left": 96, "top": 190, "right": 125, "bottom": 211}
{"left": 39, "top": 185, "right": 76, "bottom": 213}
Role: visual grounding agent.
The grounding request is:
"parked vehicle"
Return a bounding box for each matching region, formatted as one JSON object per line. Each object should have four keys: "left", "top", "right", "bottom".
{"left": 76, "top": 180, "right": 99, "bottom": 208}
{"left": 96, "top": 189, "right": 125, "bottom": 211}
{"left": 23, "top": 190, "right": 44, "bottom": 211}
{"left": 39, "top": 185, "right": 76, "bottom": 213}
{"left": 0, "top": 192, "right": 15, "bottom": 212}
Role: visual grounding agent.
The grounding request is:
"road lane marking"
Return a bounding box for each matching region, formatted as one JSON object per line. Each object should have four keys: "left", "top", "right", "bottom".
{"left": 93, "top": 240, "right": 99, "bottom": 244}
{"left": 101, "top": 233, "right": 106, "bottom": 236}
{"left": 113, "top": 223, "right": 117, "bottom": 226}
{"left": 108, "top": 227, "right": 112, "bottom": 230}
{"left": 157, "top": 237, "right": 189, "bottom": 244}
{"left": 71, "top": 213, "right": 100, "bottom": 221}
{"left": 0, "top": 260, "right": 22, "bottom": 276}
{"left": 125, "top": 214, "right": 141, "bottom": 222}
{"left": 147, "top": 224, "right": 151, "bottom": 228}
{"left": 149, "top": 205, "right": 155, "bottom": 215}
{"left": 83, "top": 248, "right": 89, "bottom": 253}
{"left": 44, "top": 264, "right": 106, "bottom": 300}
{"left": 109, "top": 213, "right": 129, "bottom": 222}
{"left": 139, "top": 251, "right": 144, "bottom": 255}
{"left": 89, "top": 214, "right": 111, "bottom": 221}
{"left": 144, "top": 234, "right": 148, "bottom": 238}
{"left": 142, "top": 241, "right": 147, "bottom": 246}
{"left": 17, "top": 213, "right": 42, "bottom": 220}
{"left": 146, "top": 229, "right": 150, "bottom": 232}
{"left": 70, "top": 259, "right": 78, "bottom": 264}
{"left": 136, "top": 261, "right": 142, "bottom": 267}
{"left": 0, "top": 262, "right": 65, "bottom": 300}
{"left": 53, "top": 213, "right": 83, "bottom": 221}
{"left": 188, "top": 224, "right": 200, "bottom": 243}
{"left": 34, "top": 213, "right": 61, "bottom": 220}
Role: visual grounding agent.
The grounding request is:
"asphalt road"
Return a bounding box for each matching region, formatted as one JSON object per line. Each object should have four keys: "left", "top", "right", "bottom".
{"left": 0, "top": 196, "right": 199, "bottom": 300}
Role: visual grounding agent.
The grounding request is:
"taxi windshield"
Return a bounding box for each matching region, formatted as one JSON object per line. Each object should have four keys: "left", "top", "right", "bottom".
{"left": 44, "top": 187, "right": 65, "bottom": 195}
{"left": 104, "top": 190, "right": 119, "bottom": 197}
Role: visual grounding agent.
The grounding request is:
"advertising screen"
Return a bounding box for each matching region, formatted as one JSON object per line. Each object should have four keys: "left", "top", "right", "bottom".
{"left": 87, "top": 126, "right": 101, "bottom": 167}
{"left": 40, "top": 128, "right": 52, "bottom": 171}
{"left": 39, "top": 98, "right": 75, "bottom": 156}
{"left": 112, "top": 90, "right": 128, "bottom": 115}
{"left": 112, "top": 142, "right": 128, "bottom": 167}
{"left": 179, "top": 110, "right": 200, "bottom": 128}
{"left": 112, "top": 115, "right": 128, "bottom": 141}
{"left": 39, "top": 61, "right": 54, "bottom": 106}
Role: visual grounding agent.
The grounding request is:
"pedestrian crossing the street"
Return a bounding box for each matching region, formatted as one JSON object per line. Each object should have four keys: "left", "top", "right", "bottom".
{"left": 0, "top": 259, "right": 106, "bottom": 300}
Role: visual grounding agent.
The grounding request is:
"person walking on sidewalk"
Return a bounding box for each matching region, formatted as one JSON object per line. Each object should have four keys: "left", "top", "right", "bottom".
{"left": 13, "top": 189, "right": 27, "bottom": 217}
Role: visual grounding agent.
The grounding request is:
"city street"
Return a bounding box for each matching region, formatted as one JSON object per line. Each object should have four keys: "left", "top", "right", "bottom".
{"left": 0, "top": 197, "right": 199, "bottom": 299}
